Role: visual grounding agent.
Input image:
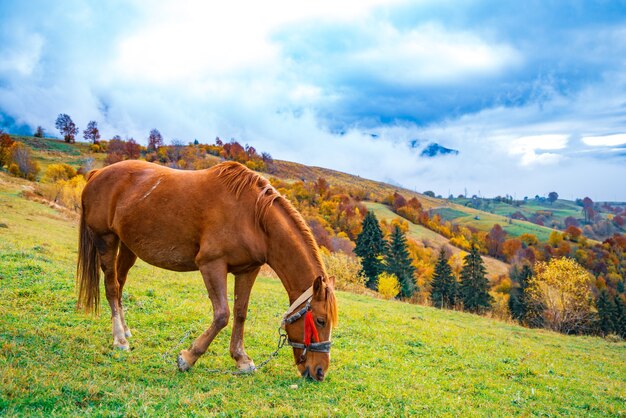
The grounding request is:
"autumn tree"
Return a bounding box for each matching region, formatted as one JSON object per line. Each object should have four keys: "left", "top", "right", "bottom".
{"left": 582, "top": 197, "right": 595, "bottom": 224}
{"left": 385, "top": 225, "right": 416, "bottom": 298}
{"left": 486, "top": 224, "right": 506, "bottom": 259}
{"left": 508, "top": 264, "right": 532, "bottom": 323}
{"left": 528, "top": 258, "right": 595, "bottom": 334}
{"left": 565, "top": 225, "right": 582, "bottom": 242}
{"left": 354, "top": 211, "right": 386, "bottom": 290}
{"left": 459, "top": 244, "right": 491, "bottom": 312}
{"left": 9, "top": 142, "right": 40, "bottom": 180}
{"left": 377, "top": 272, "right": 401, "bottom": 299}
{"left": 314, "top": 177, "right": 330, "bottom": 199}
{"left": 430, "top": 248, "right": 457, "bottom": 309}
{"left": 105, "top": 137, "right": 140, "bottom": 165}
{"left": 147, "top": 129, "right": 164, "bottom": 151}
{"left": 519, "top": 233, "right": 538, "bottom": 247}
{"left": 548, "top": 230, "right": 563, "bottom": 248}
{"left": 55, "top": 113, "right": 78, "bottom": 143}
{"left": 502, "top": 238, "right": 523, "bottom": 262}
{"left": 83, "top": 120, "right": 101, "bottom": 144}
{"left": 0, "top": 130, "right": 15, "bottom": 167}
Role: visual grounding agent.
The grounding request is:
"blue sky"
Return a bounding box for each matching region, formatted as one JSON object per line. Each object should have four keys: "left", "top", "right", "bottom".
{"left": 1, "top": 0, "right": 626, "bottom": 200}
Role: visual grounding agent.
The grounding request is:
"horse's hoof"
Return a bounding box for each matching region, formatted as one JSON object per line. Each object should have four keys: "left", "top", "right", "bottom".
{"left": 124, "top": 329, "right": 132, "bottom": 338}
{"left": 237, "top": 361, "right": 256, "bottom": 373}
{"left": 177, "top": 354, "right": 190, "bottom": 372}
{"left": 114, "top": 343, "right": 130, "bottom": 351}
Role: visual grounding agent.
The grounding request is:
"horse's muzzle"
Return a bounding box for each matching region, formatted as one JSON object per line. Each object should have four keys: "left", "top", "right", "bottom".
{"left": 301, "top": 366, "right": 325, "bottom": 381}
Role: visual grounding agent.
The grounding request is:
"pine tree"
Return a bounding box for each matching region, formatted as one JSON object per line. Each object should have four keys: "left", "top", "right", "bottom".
{"left": 430, "top": 248, "right": 457, "bottom": 308}
{"left": 459, "top": 243, "right": 492, "bottom": 312}
{"left": 354, "top": 211, "right": 386, "bottom": 290}
{"left": 509, "top": 264, "right": 532, "bottom": 323}
{"left": 613, "top": 295, "right": 626, "bottom": 338}
{"left": 385, "top": 225, "right": 416, "bottom": 299}
{"left": 596, "top": 289, "right": 616, "bottom": 335}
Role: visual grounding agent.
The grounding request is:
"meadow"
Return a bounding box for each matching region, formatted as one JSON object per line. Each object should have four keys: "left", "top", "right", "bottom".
{"left": 1, "top": 172, "right": 625, "bottom": 416}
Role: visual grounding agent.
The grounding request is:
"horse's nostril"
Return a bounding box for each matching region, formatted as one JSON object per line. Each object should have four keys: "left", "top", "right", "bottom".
{"left": 315, "top": 367, "right": 325, "bottom": 381}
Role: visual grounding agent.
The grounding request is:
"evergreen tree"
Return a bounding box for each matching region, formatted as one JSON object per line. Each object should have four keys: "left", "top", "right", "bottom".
{"left": 430, "top": 248, "right": 457, "bottom": 308}
{"left": 509, "top": 264, "right": 532, "bottom": 322}
{"left": 354, "top": 211, "right": 386, "bottom": 290}
{"left": 613, "top": 295, "right": 626, "bottom": 338}
{"left": 596, "top": 289, "right": 616, "bottom": 335}
{"left": 459, "top": 243, "right": 492, "bottom": 312}
{"left": 385, "top": 225, "right": 416, "bottom": 298}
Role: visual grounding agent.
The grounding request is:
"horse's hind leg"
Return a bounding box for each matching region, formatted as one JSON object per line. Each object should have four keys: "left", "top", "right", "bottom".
{"left": 177, "top": 260, "right": 230, "bottom": 371}
{"left": 116, "top": 242, "right": 137, "bottom": 339}
{"left": 97, "top": 233, "right": 128, "bottom": 349}
{"left": 230, "top": 268, "right": 259, "bottom": 371}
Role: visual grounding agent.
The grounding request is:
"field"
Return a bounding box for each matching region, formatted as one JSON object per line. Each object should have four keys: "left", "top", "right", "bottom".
{"left": 1, "top": 173, "right": 624, "bottom": 416}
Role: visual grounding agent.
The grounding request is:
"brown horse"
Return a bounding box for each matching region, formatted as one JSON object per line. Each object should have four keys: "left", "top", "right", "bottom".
{"left": 77, "top": 160, "right": 338, "bottom": 380}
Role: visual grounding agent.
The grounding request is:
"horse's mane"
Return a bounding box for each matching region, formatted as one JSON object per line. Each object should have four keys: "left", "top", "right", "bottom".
{"left": 216, "top": 162, "right": 325, "bottom": 271}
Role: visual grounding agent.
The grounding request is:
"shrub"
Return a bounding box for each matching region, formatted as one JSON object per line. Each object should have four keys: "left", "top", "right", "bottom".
{"left": 9, "top": 143, "right": 40, "bottom": 180}
{"left": 377, "top": 272, "right": 401, "bottom": 299}
{"left": 41, "top": 163, "right": 77, "bottom": 183}
{"left": 320, "top": 249, "right": 365, "bottom": 291}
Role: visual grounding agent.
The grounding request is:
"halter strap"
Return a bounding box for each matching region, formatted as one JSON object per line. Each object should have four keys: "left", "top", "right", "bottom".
{"left": 281, "top": 286, "right": 313, "bottom": 327}
{"left": 287, "top": 340, "right": 332, "bottom": 353}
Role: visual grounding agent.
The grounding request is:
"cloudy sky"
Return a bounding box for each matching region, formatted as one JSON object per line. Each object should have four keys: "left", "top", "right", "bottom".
{"left": 1, "top": 1, "right": 626, "bottom": 200}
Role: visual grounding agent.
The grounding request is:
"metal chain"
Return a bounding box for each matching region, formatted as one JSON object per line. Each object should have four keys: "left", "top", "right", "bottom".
{"left": 162, "top": 324, "right": 288, "bottom": 376}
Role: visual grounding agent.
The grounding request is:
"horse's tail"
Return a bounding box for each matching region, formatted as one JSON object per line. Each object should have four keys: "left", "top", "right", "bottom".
{"left": 76, "top": 202, "right": 100, "bottom": 314}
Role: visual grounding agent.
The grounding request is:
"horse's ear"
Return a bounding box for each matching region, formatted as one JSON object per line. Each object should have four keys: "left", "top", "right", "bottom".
{"left": 326, "top": 275, "right": 335, "bottom": 289}
{"left": 313, "top": 275, "right": 324, "bottom": 298}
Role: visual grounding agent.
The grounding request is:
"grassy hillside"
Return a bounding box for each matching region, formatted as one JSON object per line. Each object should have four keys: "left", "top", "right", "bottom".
{"left": 364, "top": 202, "right": 510, "bottom": 279}
{"left": 1, "top": 172, "right": 624, "bottom": 416}
{"left": 271, "top": 160, "right": 442, "bottom": 209}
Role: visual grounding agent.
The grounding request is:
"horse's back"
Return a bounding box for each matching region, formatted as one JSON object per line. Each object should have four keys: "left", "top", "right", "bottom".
{"left": 81, "top": 161, "right": 262, "bottom": 271}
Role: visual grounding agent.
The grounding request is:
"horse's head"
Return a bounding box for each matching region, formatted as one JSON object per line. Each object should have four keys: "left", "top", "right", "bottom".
{"left": 284, "top": 275, "right": 338, "bottom": 381}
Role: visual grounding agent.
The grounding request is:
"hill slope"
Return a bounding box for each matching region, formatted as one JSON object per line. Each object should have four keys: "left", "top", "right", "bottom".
{"left": 1, "top": 172, "right": 624, "bottom": 416}
{"left": 364, "top": 202, "right": 510, "bottom": 279}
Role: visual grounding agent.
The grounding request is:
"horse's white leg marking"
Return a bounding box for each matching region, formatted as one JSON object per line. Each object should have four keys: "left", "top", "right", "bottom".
{"left": 119, "top": 307, "right": 132, "bottom": 338}
{"left": 112, "top": 314, "right": 129, "bottom": 350}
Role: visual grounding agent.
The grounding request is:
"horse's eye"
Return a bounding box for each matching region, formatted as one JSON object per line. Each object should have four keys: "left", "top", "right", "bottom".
{"left": 316, "top": 318, "right": 326, "bottom": 327}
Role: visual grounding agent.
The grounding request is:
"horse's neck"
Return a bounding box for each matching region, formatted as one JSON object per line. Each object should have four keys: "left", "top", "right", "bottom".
{"left": 265, "top": 206, "right": 325, "bottom": 303}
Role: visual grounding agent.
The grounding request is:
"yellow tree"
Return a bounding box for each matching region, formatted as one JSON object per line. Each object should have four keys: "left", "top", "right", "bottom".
{"left": 377, "top": 272, "right": 401, "bottom": 299}
{"left": 528, "top": 258, "right": 595, "bottom": 334}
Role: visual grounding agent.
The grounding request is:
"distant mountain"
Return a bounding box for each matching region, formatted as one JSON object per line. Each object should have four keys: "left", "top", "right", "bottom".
{"left": 420, "top": 142, "right": 459, "bottom": 157}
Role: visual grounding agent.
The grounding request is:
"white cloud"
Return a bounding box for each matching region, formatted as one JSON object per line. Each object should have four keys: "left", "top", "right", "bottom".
{"left": 0, "top": 31, "right": 44, "bottom": 78}
{"left": 509, "top": 134, "right": 568, "bottom": 166}
{"left": 349, "top": 23, "right": 521, "bottom": 86}
{"left": 582, "top": 133, "right": 626, "bottom": 146}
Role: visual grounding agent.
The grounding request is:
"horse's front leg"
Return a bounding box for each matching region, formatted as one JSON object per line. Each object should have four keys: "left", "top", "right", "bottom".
{"left": 177, "top": 261, "right": 229, "bottom": 371}
{"left": 230, "top": 268, "right": 260, "bottom": 371}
